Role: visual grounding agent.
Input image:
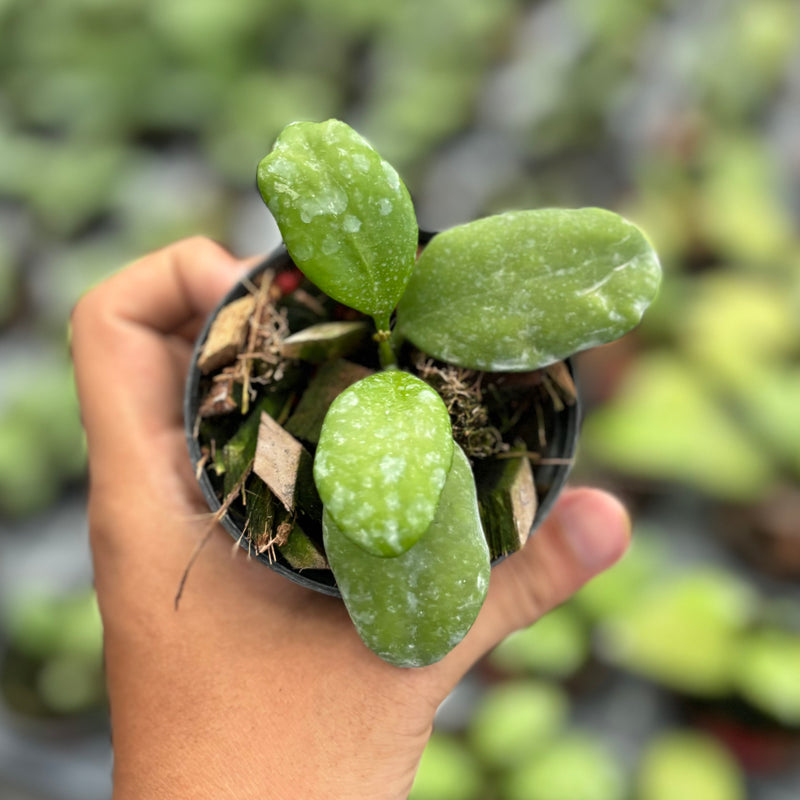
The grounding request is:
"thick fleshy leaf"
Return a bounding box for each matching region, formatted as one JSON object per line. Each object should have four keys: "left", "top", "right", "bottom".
{"left": 313, "top": 371, "right": 453, "bottom": 557}
{"left": 257, "top": 119, "right": 417, "bottom": 325}
{"left": 324, "top": 445, "right": 490, "bottom": 667}
{"left": 396, "top": 209, "right": 662, "bottom": 371}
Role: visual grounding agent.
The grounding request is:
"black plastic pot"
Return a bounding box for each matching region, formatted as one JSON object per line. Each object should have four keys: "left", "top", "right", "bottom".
{"left": 184, "top": 238, "right": 581, "bottom": 597}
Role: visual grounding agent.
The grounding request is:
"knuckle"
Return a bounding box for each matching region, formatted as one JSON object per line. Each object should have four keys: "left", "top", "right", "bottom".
{"left": 507, "top": 561, "right": 557, "bottom": 625}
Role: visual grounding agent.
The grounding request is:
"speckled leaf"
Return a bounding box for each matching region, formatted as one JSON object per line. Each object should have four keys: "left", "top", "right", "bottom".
{"left": 257, "top": 120, "right": 417, "bottom": 325}
{"left": 324, "top": 445, "right": 490, "bottom": 667}
{"left": 313, "top": 371, "right": 453, "bottom": 557}
{"left": 396, "top": 209, "right": 662, "bottom": 371}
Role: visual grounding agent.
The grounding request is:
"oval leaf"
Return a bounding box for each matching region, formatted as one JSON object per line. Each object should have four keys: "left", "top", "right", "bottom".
{"left": 396, "top": 209, "right": 662, "bottom": 371}
{"left": 324, "top": 445, "right": 490, "bottom": 667}
{"left": 258, "top": 119, "right": 418, "bottom": 324}
{"left": 313, "top": 371, "right": 453, "bottom": 557}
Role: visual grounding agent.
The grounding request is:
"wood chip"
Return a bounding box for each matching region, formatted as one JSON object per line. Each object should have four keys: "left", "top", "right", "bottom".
{"left": 285, "top": 359, "right": 373, "bottom": 444}
{"left": 198, "top": 369, "right": 239, "bottom": 416}
{"left": 278, "top": 524, "right": 329, "bottom": 571}
{"left": 254, "top": 412, "right": 320, "bottom": 516}
{"left": 475, "top": 451, "right": 537, "bottom": 559}
{"left": 198, "top": 295, "right": 257, "bottom": 374}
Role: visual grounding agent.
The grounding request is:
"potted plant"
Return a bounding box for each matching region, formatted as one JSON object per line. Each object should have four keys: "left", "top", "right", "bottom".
{"left": 184, "top": 119, "right": 661, "bottom": 668}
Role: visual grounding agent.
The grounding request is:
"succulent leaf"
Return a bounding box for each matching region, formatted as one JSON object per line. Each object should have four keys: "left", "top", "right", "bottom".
{"left": 324, "top": 445, "right": 490, "bottom": 667}
{"left": 313, "top": 371, "right": 454, "bottom": 557}
{"left": 258, "top": 119, "right": 417, "bottom": 325}
{"left": 396, "top": 208, "right": 662, "bottom": 371}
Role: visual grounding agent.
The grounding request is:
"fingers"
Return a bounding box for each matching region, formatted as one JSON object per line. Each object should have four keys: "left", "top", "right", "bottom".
{"left": 71, "top": 237, "right": 252, "bottom": 478}
{"left": 430, "top": 487, "right": 630, "bottom": 686}
{"left": 73, "top": 236, "right": 245, "bottom": 335}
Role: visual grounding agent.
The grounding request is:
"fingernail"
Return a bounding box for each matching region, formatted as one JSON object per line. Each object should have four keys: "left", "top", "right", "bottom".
{"left": 555, "top": 492, "right": 631, "bottom": 571}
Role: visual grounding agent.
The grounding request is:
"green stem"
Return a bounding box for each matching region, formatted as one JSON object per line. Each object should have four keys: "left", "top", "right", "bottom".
{"left": 373, "top": 315, "right": 397, "bottom": 369}
{"left": 378, "top": 337, "right": 396, "bottom": 369}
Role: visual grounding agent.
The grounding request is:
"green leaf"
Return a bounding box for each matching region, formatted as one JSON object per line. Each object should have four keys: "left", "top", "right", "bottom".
{"left": 410, "top": 734, "right": 484, "bottom": 800}
{"left": 314, "top": 371, "right": 454, "bottom": 557}
{"left": 257, "top": 119, "right": 417, "bottom": 325}
{"left": 735, "top": 630, "right": 800, "bottom": 726}
{"left": 598, "top": 570, "right": 756, "bottom": 696}
{"left": 581, "top": 353, "right": 776, "bottom": 500}
{"left": 323, "top": 444, "right": 490, "bottom": 667}
{"left": 488, "top": 605, "right": 589, "bottom": 679}
{"left": 396, "top": 208, "right": 662, "bottom": 371}
{"left": 468, "top": 681, "right": 569, "bottom": 770}
{"left": 503, "top": 734, "right": 627, "bottom": 800}
{"left": 637, "top": 732, "right": 746, "bottom": 800}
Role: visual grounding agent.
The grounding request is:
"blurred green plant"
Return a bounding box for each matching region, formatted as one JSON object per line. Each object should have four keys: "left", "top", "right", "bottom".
{"left": 488, "top": 604, "right": 590, "bottom": 679}
{"left": 502, "top": 732, "right": 627, "bottom": 800}
{"left": 636, "top": 731, "right": 746, "bottom": 800}
{"left": 0, "top": 358, "right": 85, "bottom": 518}
{"left": 581, "top": 353, "right": 777, "bottom": 500}
{"left": 468, "top": 680, "right": 569, "bottom": 771}
{"left": 409, "top": 732, "right": 485, "bottom": 800}
{"left": 1, "top": 587, "right": 105, "bottom": 717}
{"left": 598, "top": 569, "right": 758, "bottom": 697}
{"left": 735, "top": 629, "right": 800, "bottom": 727}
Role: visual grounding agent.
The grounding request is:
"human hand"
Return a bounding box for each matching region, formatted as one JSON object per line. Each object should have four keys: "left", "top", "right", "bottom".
{"left": 71, "top": 237, "right": 631, "bottom": 800}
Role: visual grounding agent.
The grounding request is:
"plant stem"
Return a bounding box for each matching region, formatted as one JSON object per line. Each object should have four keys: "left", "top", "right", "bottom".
{"left": 378, "top": 337, "right": 397, "bottom": 369}
{"left": 373, "top": 315, "right": 398, "bottom": 369}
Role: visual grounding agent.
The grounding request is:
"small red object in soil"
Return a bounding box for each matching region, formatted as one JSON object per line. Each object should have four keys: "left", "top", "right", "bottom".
{"left": 275, "top": 268, "right": 304, "bottom": 296}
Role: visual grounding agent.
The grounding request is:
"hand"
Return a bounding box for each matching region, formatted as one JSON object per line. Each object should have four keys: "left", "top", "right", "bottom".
{"left": 71, "top": 237, "right": 631, "bottom": 800}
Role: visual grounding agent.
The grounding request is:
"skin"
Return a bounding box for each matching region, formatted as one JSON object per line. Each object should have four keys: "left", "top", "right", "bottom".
{"left": 70, "top": 236, "right": 631, "bottom": 800}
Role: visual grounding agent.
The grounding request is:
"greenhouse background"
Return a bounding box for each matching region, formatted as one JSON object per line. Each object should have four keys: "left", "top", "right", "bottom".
{"left": 1, "top": 0, "right": 799, "bottom": 798}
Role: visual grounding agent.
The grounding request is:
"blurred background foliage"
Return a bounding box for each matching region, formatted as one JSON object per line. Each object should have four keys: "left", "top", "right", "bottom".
{"left": 0, "top": 0, "right": 798, "bottom": 797}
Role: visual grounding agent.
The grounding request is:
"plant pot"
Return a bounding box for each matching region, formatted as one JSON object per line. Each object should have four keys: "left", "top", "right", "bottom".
{"left": 184, "top": 237, "right": 581, "bottom": 597}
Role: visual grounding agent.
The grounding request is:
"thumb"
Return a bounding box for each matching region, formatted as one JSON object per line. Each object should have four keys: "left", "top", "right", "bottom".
{"left": 428, "top": 488, "right": 630, "bottom": 688}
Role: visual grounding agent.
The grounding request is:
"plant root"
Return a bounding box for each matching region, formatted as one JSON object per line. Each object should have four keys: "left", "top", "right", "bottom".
{"left": 415, "top": 356, "right": 507, "bottom": 459}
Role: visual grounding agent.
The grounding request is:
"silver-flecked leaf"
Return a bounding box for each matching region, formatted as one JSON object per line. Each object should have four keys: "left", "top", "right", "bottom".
{"left": 324, "top": 445, "right": 490, "bottom": 667}
{"left": 396, "top": 209, "right": 662, "bottom": 371}
{"left": 313, "top": 370, "right": 453, "bottom": 557}
{"left": 258, "top": 119, "right": 417, "bottom": 325}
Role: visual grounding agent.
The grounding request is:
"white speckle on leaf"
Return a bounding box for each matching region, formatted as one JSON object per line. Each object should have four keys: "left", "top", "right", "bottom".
{"left": 297, "top": 184, "right": 348, "bottom": 223}
{"left": 381, "top": 161, "right": 401, "bottom": 191}
{"left": 355, "top": 503, "right": 374, "bottom": 522}
{"left": 430, "top": 467, "right": 447, "bottom": 486}
{"left": 378, "top": 198, "right": 393, "bottom": 216}
{"left": 322, "top": 235, "right": 341, "bottom": 255}
{"left": 352, "top": 153, "right": 370, "bottom": 173}
{"left": 343, "top": 214, "right": 362, "bottom": 233}
{"left": 338, "top": 392, "right": 360, "bottom": 410}
{"left": 290, "top": 239, "right": 313, "bottom": 262}
{"left": 379, "top": 454, "right": 407, "bottom": 483}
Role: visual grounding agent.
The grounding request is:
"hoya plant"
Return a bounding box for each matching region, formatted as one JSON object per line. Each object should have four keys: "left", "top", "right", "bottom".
{"left": 188, "top": 119, "right": 661, "bottom": 668}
